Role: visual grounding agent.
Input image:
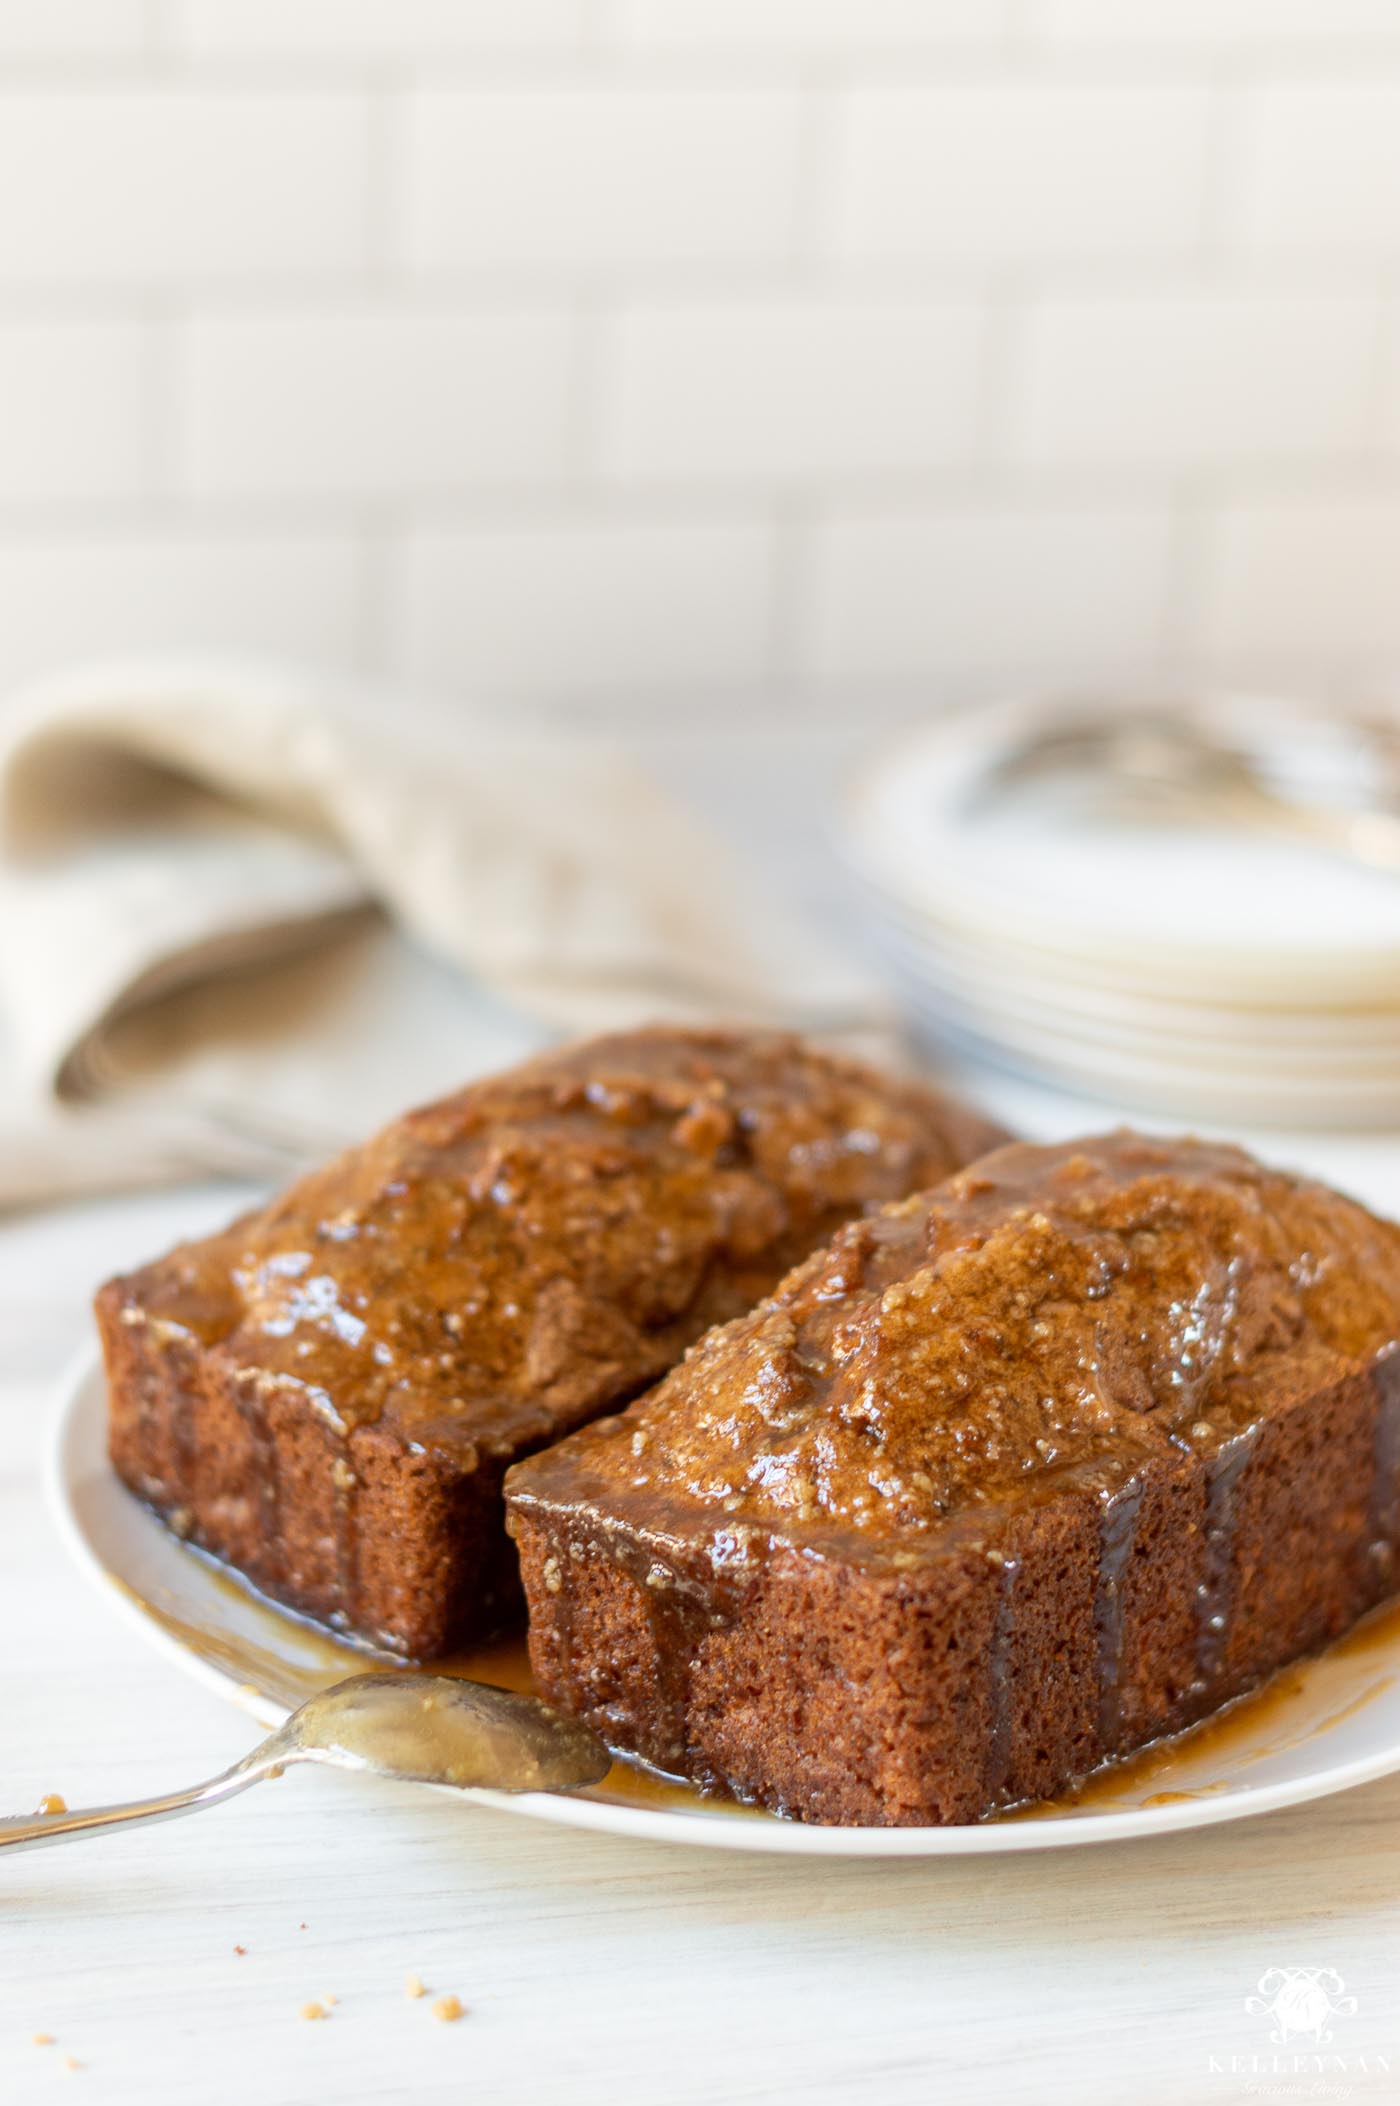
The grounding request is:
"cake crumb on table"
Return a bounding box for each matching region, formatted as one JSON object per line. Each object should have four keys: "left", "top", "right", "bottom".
{"left": 324, "top": 1994, "right": 339, "bottom": 2007}
{"left": 431, "top": 1996, "right": 464, "bottom": 2024}
{"left": 300, "top": 2003, "right": 329, "bottom": 2023}
{"left": 233, "top": 1945, "right": 246, "bottom": 1957}
{"left": 404, "top": 1975, "right": 427, "bottom": 2000}
{"left": 61, "top": 2057, "right": 82, "bottom": 2074}
{"left": 32, "top": 2033, "right": 53, "bottom": 2046}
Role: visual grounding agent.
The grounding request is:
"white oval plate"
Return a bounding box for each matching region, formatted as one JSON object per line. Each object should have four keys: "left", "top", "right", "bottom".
{"left": 839, "top": 696, "right": 1400, "bottom": 993}
{"left": 49, "top": 1350, "right": 1400, "bottom": 1856}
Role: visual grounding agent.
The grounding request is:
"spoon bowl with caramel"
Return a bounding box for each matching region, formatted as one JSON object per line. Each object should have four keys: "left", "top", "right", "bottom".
{"left": 0, "top": 1673, "right": 611, "bottom": 1854}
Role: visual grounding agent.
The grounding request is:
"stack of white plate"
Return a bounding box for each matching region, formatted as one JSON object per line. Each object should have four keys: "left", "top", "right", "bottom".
{"left": 838, "top": 697, "right": 1400, "bottom": 1130}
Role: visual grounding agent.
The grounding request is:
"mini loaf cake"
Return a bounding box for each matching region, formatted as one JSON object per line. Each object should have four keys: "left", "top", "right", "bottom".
{"left": 97, "top": 1026, "right": 1006, "bottom": 1658}
{"left": 507, "top": 1133, "right": 1400, "bottom": 1825}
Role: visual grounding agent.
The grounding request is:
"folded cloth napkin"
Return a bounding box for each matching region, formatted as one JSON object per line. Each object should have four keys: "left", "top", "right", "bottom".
{"left": 0, "top": 659, "right": 888, "bottom": 1209}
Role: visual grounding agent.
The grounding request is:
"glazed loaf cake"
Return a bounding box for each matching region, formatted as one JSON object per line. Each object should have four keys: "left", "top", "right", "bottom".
{"left": 97, "top": 1026, "right": 1005, "bottom": 1658}
{"left": 507, "top": 1132, "right": 1400, "bottom": 1825}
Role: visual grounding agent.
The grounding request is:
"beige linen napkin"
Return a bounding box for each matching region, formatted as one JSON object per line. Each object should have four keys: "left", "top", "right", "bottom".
{"left": 0, "top": 659, "right": 885, "bottom": 1208}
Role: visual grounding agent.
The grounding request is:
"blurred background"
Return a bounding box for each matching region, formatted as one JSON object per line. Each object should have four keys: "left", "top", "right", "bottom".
{"left": 0, "top": 0, "right": 1392, "bottom": 731}
{"left": 8, "top": 0, "right": 1400, "bottom": 1203}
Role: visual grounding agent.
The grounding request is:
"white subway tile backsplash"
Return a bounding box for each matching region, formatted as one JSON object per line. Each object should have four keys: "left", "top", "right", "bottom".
{"left": 394, "top": 518, "right": 775, "bottom": 698}
{"left": 405, "top": 88, "right": 801, "bottom": 272}
{"left": 597, "top": 297, "right": 984, "bottom": 487}
{"left": 0, "top": 16, "right": 1393, "bottom": 719}
{"left": 805, "top": 506, "right": 1172, "bottom": 679}
{"left": 0, "top": 91, "right": 367, "bottom": 287}
{"left": 831, "top": 85, "right": 1211, "bottom": 263}
{"left": 0, "top": 531, "right": 362, "bottom": 690}
{"left": 0, "top": 0, "right": 147, "bottom": 51}
{"left": 1010, "top": 294, "right": 1377, "bottom": 468}
{"left": 176, "top": 309, "right": 574, "bottom": 498}
{"left": 1196, "top": 498, "right": 1400, "bottom": 662}
{"left": 0, "top": 322, "right": 146, "bottom": 502}
{"left": 605, "top": 0, "right": 1009, "bottom": 49}
{"left": 174, "top": 0, "right": 585, "bottom": 53}
{"left": 1230, "top": 85, "right": 1400, "bottom": 254}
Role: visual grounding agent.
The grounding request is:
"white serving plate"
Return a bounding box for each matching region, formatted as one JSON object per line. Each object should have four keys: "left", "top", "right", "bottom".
{"left": 858, "top": 879, "right": 1400, "bottom": 1054}
{"left": 840, "top": 698, "right": 1400, "bottom": 1000}
{"left": 891, "top": 982, "right": 1400, "bottom": 1128}
{"left": 838, "top": 697, "right": 1400, "bottom": 1125}
{"left": 49, "top": 1350, "right": 1400, "bottom": 1857}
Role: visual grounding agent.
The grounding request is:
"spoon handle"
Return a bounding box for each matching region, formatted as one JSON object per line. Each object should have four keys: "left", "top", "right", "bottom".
{"left": 0, "top": 1760, "right": 267, "bottom": 1854}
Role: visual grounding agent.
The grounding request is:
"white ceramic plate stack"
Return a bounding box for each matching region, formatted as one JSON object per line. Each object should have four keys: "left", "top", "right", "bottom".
{"left": 839, "top": 696, "right": 1400, "bottom": 1130}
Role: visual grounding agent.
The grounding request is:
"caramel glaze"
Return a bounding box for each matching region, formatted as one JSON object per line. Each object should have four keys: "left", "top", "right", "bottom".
{"left": 1025, "top": 1588, "right": 1400, "bottom": 1819}
{"left": 288, "top": 1675, "right": 610, "bottom": 1794}
{"left": 508, "top": 1132, "right": 1400, "bottom": 1792}
{"left": 110, "top": 1025, "right": 1005, "bottom": 1466}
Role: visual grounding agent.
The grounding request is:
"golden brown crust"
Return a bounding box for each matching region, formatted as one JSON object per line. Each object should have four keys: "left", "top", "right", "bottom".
{"left": 507, "top": 1133, "right": 1400, "bottom": 1823}
{"left": 98, "top": 1024, "right": 1007, "bottom": 1656}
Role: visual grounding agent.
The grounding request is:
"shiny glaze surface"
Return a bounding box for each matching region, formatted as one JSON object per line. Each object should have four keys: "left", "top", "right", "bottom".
{"left": 511, "top": 1132, "right": 1400, "bottom": 1552}
{"left": 107, "top": 1026, "right": 1003, "bottom": 1461}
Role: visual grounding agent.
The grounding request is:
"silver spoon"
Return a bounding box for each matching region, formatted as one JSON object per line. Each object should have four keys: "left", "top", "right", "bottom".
{"left": 0, "top": 1673, "right": 611, "bottom": 1854}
